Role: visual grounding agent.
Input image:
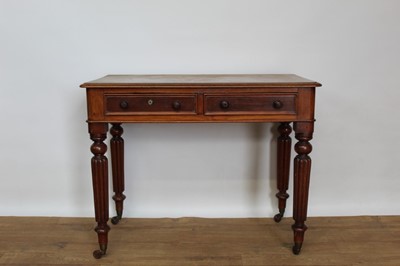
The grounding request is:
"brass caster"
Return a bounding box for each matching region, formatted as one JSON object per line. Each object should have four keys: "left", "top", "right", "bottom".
{"left": 292, "top": 243, "right": 302, "bottom": 255}
{"left": 111, "top": 215, "right": 121, "bottom": 225}
{"left": 273, "top": 212, "right": 284, "bottom": 223}
{"left": 93, "top": 243, "right": 107, "bottom": 259}
{"left": 93, "top": 249, "right": 105, "bottom": 259}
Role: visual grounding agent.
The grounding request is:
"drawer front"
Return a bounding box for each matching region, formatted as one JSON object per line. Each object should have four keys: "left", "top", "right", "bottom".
{"left": 204, "top": 94, "right": 296, "bottom": 115}
{"left": 105, "top": 94, "right": 197, "bottom": 115}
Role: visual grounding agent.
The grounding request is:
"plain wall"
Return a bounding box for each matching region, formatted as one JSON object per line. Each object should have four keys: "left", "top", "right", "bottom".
{"left": 1, "top": 0, "right": 399, "bottom": 218}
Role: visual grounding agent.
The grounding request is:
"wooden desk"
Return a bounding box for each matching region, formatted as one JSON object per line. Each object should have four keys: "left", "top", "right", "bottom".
{"left": 81, "top": 74, "right": 321, "bottom": 259}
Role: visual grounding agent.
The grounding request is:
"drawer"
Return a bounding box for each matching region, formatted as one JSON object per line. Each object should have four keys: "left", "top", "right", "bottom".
{"left": 105, "top": 94, "right": 197, "bottom": 115}
{"left": 204, "top": 94, "right": 296, "bottom": 115}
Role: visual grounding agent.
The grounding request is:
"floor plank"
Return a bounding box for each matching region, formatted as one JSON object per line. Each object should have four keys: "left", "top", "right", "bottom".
{"left": 0, "top": 216, "right": 399, "bottom": 265}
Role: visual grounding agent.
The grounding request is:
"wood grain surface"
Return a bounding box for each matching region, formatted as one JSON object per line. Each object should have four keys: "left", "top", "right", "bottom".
{"left": 0, "top": 216, "right": 399, "bottom": 265}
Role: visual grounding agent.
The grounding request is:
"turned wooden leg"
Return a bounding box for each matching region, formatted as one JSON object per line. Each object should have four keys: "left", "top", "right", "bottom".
{"left": 274, "top": 122, "right": 292, "bottom": 223}
{"left": 292, "top": 121, "right": 313, "bottom": 255}
{"left": 110, "top": 123, "right": 126, "bottom": 225}
{"left": 89, "top": 123, "right": 110, "bottom": 259}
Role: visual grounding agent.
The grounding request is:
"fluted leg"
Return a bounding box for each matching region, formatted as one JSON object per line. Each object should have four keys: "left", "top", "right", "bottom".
{"left": 292, "top": 121, "right": 313, "bottom": 255}
{"left": 274, "top": 122, "right": 292, "bottom": 223}
{"left": 110, "top": 123, "right": 126, "bottom": 225}
{"left": 89, "top": 123, "right": 110, "bottom": 259}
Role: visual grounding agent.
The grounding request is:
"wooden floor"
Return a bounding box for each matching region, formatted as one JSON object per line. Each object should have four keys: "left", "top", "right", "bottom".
{"left": 0, "top": 216, "right": 399, "bottom": 265}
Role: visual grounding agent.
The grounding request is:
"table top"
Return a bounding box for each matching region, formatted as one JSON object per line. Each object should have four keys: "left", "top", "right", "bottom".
{"left": 80, "top": 74, "right": 321, "bottom": 88}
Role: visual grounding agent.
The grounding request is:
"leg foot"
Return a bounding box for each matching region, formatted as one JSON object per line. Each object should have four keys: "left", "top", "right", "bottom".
{"left": 292, "top": 243, "right": 302, "bottom": 255}
{"left": 274, "top": 191, "right": 289, "bottom": 223}
{"left": 92, "top": 244, "right": 107, "bottom": 259}
{"left": 111, "top": 215, "right": 122, "bottom": 225}
{"left": 274, "top": 212, "right": 284, "bottom": 223}
{"left": 93, "top": 249, "right": 104, "bottom": 259}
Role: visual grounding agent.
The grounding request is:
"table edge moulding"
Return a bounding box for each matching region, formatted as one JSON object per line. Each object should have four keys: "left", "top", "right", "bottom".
{"left": 81, "top": 74, "right": 322, "bottom": 259}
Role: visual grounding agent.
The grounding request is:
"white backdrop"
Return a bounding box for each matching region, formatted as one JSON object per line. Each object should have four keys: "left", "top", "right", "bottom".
{"left": 1, "top": 0, "right": 399, "bottom": 218}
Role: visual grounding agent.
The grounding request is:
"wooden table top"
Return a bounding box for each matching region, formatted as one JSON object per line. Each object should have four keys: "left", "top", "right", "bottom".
{"left": 80, "top": 74, "right": 321, "bottom": 88}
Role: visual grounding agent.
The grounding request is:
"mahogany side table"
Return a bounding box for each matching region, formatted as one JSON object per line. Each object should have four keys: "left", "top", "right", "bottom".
{"left": 81, "top": 74, "right": 321, "bottom": 259}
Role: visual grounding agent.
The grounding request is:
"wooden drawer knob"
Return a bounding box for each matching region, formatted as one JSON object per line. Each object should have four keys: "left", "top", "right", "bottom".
{"left": 172, "top": 101, "right": 181, "bottom": 111}
{"left": 119, "top": 101, "right": 129, "bottom": 109}
{"left": 273, "top": 100, "right": 283, "bottom": 109}
{"left": 220, "top": 100, "right": 230, "bottom": 109}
